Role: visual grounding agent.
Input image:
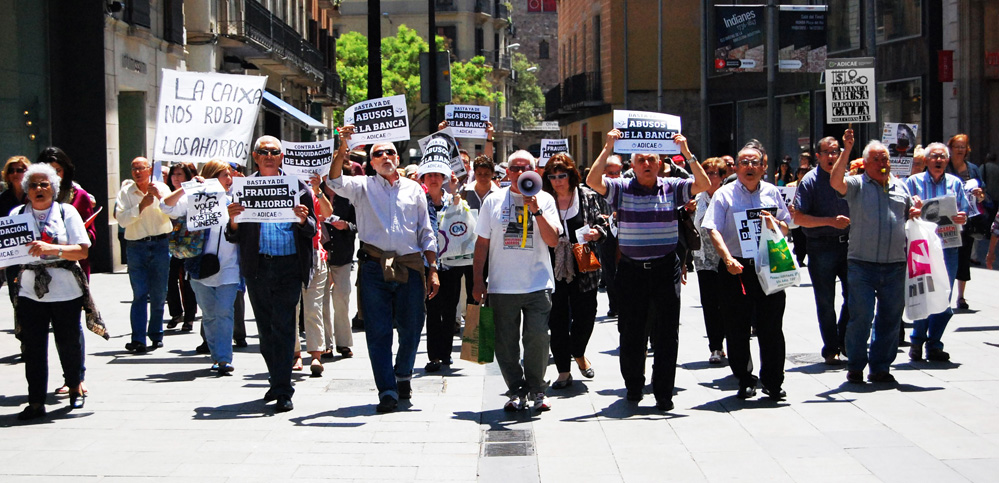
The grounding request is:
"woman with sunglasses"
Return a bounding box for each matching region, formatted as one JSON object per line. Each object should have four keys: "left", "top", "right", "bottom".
{"left": 690, "top": 157, "right": 729, "bottom": 364}
{"left": 541, "top": 153, "right": 608, "bottom": 388}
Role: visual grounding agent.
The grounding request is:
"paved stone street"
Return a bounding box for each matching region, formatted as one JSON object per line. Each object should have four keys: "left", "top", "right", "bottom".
{"left": 2, "top": 262, "right": 998, "bottom": 482}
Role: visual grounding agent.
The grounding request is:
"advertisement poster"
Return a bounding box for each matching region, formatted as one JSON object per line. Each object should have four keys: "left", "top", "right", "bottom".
{"left": 778, "top": 5, "right": 827, "bottom": 73}
{"left": 714, "top": 5, "right": 765, "bottom": 73}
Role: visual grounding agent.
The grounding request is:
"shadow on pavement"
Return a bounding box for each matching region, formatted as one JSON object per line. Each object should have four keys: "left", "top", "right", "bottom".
{"left": 288, "top": 406, "right": 374, "bottom": 427}
{"left": 682, "top": 360, "right": 729, "bottom": 370}
{"left": 690, "top": 395, "right": 790, "bottom": 413}
{"left": 787, "top": 362, "right": 846, "bottom": 374}
{"left": 129, "top": 367, "right": 212, "bottom": 383}
{"left": 559, "top": 396, "right": 686, "bottom": 421}
{"left": 193, "top": 400, "right": 272, "bottom": 420}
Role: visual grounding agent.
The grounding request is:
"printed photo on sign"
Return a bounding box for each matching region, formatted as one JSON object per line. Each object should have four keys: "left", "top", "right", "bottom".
{"left": 825, "top": 58, "right": 876, "bottom": 124}
{"left": 231, "top": 175, "right": 299, "bottom": 223}
{"left": 882, "top": 122, "right": 919, "bottom": 177}
{"left": 344, "top": 95, "right": 410, "bottom": 149}
{"left": 612, "top": 110, "right": 682, "bottom": 155}
{"left": 0, "top": 213, "right": 39, "bottom": 268}
{"left": 713, "top": 5, "right": 765, "bottom": 73}
{"left": 921, "top": 195, "right": 962, "bottom": 249}
{"left": 418, "top": 128, "right": 466, "bottom": 178}
{"left": 444, "top": 105, "right": 490, "bottom": 139}
{"left": 733, "top": 207, "right": 778, "bottom": 258}
{"left": 282, "top": 139, "right": 335, "bottom": 180}
{"left": 539, "top": 139, "right": 569, "bottom": 167}
{"left": 153, "top": 69, "right": 266, "bottom": 166}
{"left": 182, "top": 179, "right": 227, "bottom": 231}
{"left": 502, "top": 202, "right": 534, "bottom": 250}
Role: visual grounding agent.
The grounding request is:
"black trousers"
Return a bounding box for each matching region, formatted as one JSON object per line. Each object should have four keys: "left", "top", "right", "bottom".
{"left": 426, "top": 266, "right": 464, "bottom": 362}
{"left": 548, "top": 277, "right": 598, "bottom": 373}
{"left": 167, "top": 256, "right": 197, "bottom": 322}
{"left": 600, "top": 236, "right": 619, "bottom": 312}
{"left": 716, "top": 258, "right": 786, "bottom": 390}
{"left": 245, "top": 257, "right": 301, "bottom": 398}
{"left": 696, "top": 270, "right": 725, "bottom": 352}
{"left": 616, "top": 252, "right": 680, "bottom": 403}
{"left": 19, "top": 297, "right": 84, "bottom": 404}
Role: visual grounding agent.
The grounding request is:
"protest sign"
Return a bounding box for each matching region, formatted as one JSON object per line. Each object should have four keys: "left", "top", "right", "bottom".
{"left": 231, "top": 176, "right": 300, "bottom": 223}
{"left": 612, "top": 110, "right": 682, "bottom": 155}
{"left": 714, "top": 5, "right": 765, "bottom": 72}
{"left": 153, "top": 69, "right": 266, "bottom": 166}
{"left": 282, "top": 139, "right": 336, "bottom": 180}
{"left": 733, "top": 207, "right": 779, "bottom": 258}
{"left": 778, "top": 5, "right": 827, "bottom": 73}
{"left": 777, "top": 186, "right": 799, "bottom": 229}
{"left": 825, "top": 58, "right": 876, "bottom": 124}
{"left": 921, "top": 195, "right": 962, "bottom": 248}
{"left": 417, "top": 138, "right": 454, "bottom": 179}
{"left": 344, "top": 95, "right": 410, "bottom": 149}
{"left": 444, "top": 105, "right": 490, "bottom": 139}
{"left": 882, "top": 123, "right": 919, "bottom": 177}
{"left": 0, "top": 213, "right": 39, "bottom": 268}
{"left": 182, "top": 179, "right": 227, "bottom": 231}
{"left": 418, "top": 128, "right": 466, "bottom": 178}
{"left": 539, "top": 139, "right": 569, "bottom": 167}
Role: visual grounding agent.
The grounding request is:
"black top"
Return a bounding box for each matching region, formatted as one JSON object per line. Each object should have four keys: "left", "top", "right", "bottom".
{"left": 324, "top": 193, "right": 357, "bottom": 266}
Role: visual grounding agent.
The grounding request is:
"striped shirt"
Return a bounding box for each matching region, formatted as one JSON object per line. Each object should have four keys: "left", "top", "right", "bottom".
{"left": 604, "top": 177, "right": 693, "bottom": 260}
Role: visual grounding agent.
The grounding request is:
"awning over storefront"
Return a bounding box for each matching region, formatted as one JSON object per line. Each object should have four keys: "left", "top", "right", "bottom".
{"left": 261, "top": 91, "right": 325, "bottom": 130}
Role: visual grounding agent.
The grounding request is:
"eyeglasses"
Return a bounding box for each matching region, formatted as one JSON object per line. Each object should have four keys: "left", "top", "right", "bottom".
{"left": 705, "top": 171, "right": 721, "bottom": 176}
{"left": 507, "top": 165, "right": 529, "bottom": 173}
{"left": 819, "top": 149, "right": 842, "bottom": 156}
{"left": 371, "top": 149, "right": 397, "bottom": 158}
{"left": 28, "top": 182, "right": 51, "bottom": 189}
{"left": 547, "top": 172, "right": 568, "bottom": 180}
{"left": 10, "top": 167, "right": 26, "bottom": 174}
{"left": 255, "top": 148, "right": 282, "bottom": 156}
{"left": 738, "top": 159, "right": 762, "bottom": 167}
{"left": 605, "top": 170, "right": 621, "bottom": 176}
{"left": 131, "top": 166, "right": 150, "bottom": 172}
{"left": 926, "top": 153, "right": 948, "bottom": 160}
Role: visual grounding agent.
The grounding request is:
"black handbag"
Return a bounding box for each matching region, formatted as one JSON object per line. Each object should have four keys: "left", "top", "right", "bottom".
{"left": 195, "top": 229, "right": 222, "bottom": 279}
{"left": 676, "top": 207, "right": 701, "bottom": 251}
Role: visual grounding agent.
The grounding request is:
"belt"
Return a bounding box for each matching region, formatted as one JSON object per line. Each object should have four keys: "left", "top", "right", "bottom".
{"left": 811, "top": 234, "right": 849, "bottom": 244}
{"left": 619, "top": 255, "right": 672, "bottom": 270}
{"left": 131, "top": 234, "right": 168, "bottom": 242}
{"left": 259, "top": 253, "right": 295, "bottom": 260}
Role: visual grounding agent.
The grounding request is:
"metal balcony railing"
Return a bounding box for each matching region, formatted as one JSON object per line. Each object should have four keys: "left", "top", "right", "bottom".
{"left": 435, "top": 0, "right": 458, "bottom": 12}
{"left": 222, "top": 0, "right": 327, "bottom": 81}
{"left": 544, "top": 72, "right": 604, "bottom": 118}
{"left": 544, "top": 85, "right": 561, "bottom": 118}
{"left": 495, "top": 3, "right": 510, "bottom": 20}
{"left": 474, "top": 0, "right": 491, "bottom": 14}
{"left": 494, "top": 54, "right": 511, "bottom": 71}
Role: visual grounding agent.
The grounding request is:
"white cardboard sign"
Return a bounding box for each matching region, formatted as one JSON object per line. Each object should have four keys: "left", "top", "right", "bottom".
{"left": 231, "top": 176, "right": 300, "bottom": 223}
{"left": 444, "top": 105, "right": 490, "bottom": 139}
{"left": 613, "top": 110, "right": 682, "bottom": 155}
{"left": 344, "top": 95, "right": 411, "bottom": 149}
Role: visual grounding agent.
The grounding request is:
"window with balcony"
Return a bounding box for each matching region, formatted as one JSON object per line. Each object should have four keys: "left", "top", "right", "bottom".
{"left": 476, "top": 28, "right": 485, "bottom": 57}
{"left": 437, "top": 25, "right": 458, "bottom": 58}
{"left": 164, "top": 0, "right": 184, "bottom": 44}
{"left": 876, "top": 0, "right": 922, "bottom": 43}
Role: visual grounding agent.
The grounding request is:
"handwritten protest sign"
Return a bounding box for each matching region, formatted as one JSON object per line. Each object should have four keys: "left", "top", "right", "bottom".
{"left": 613, "top": 110, "right": 682, "bottom": 155}
{"left": 825, "top": 58, "right": 876, "bottom": 124}
{"left": 733, "top": 207, "right": 778, "bottom": 258}
{"left": 153, "top": 69, "right": 266, "bottom": 166}
{"left": 344, "top": 95, "right": 410, "bottom": 149}
{"left": 282, "top": 139, "right": 335, "bottom": 180}
{"left": 922, "top": 195, "right": 962, "bottom": 248}
{"left": 0, "top": 213, "right": 39, "bottom": 268}
{"left": 418, "top": 128, "right": 465, "bottom": 178}
{"left": 882, "top": 122, "right": 919, "bottom": 177}
{"left": 231, "top": 176, "right": 299, "bottom": 223}
{"left": 182, "top": 179, "right": 227, "bottom": 231}
{"left": 539, "top": 139, "right": 569, "bottom": 167}
{"left": 444, "top": 105, "right": 490, "bottom": 139}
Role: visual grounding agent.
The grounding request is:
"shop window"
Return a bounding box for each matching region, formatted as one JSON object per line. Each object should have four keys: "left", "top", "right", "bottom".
{"left": 877, "top": 78, "right": 923, "bottom": 145}
{"left": 828, "top": 0, "right": 861, "bottom": 53}
{"left": 778, "top": 94, "right": 811, "bottom": 162}
{"left": 736, "top": 98, "right": 767, "bottom": 149}
{"left": 876, "top": 0, "right": 922, "bottom": 43}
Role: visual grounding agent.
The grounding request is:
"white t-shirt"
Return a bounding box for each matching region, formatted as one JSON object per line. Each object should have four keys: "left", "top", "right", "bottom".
{"left": 161, "top": 197, "right": 241, "bottom": 287}
{"left": 13, "top": 203, "right": 90, "bottom": 302}
{"left": 474, "top": 187, "right": 561, "bottom": 294}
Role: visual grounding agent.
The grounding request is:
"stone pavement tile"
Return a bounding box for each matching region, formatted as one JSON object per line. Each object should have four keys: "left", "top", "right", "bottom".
{"left": 168, "top": 462, "right": 298, "bottom": 479}
{"left": 615, "top": 452, "right": 706, "bottom": 482}
{"left": 788, "top": 399, "right": 882, "bottom": 432}
{"left": 944, "top": 458, "right": 999, "bottom": 483}
{"left": 771, "top": 454, "right": 873, "bottom": 481}
{"left": 539, "top": 453, "right": 619, "bottom": 477}
{"left": 824, "top": 429, "right": 916, "bottom": 449}
{"left": 754, "top": 434, "right": 846, "bottom": 459}
{"left": 293, "top": 464, "right": 418, "bottom": 480}
{"left": 671, "top": 413, "right": 763, "bottom": 454}
{"left": 599, "top": 419, "right": 684, "bottom": 448}
{"left": 846, "top": 445, "right": 969, "bottom": 482}
{"left": 423, "top": 442, "right": 479, "bottom": 455}
{"left": 728, "top": 405, "right": 820, "bottom": 437}
{"left": 691, "top": 449, "right": 793, "bottom": 482}
{"left": 912, "top": 434, "right": 999, "bottom": 460}
{"left": 478, "top": 456, "right": 538, "bottom": 483}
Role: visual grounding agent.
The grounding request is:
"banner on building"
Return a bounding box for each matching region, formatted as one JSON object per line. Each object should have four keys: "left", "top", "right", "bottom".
{"left": 344, "top": 95, "right": 411, "bottom": 149}
{"left": 825, "top": 57, "right": 876, "bottom": 124}
{"left": 182, "top": 179, "right": 228, "bottom": 231}
{"left": 153, "top": 69, "right": 266, "bottom": 166}
{"left": 714, "top": 5, "right": 765, "bottom": 73}
{"left": 231, "top": 175, "right": 300, "bottom": 223}
{"left": 444, "top": 105, "right": 490, "bottom": 139}
{"left": 281, "top": 139, "right": 336, "bottom": 180}
{"left": 778, "top": 5, "right": 827, "bottom": 73}
{"left": 539, "top": 139, "right": 569, "bottom": 167}
{"left": 882, "top": 123, "right": 919, "bottom": 177}
{"left": 418, "top": 127, "right": 466, "bottom": 178}
{"left": 0, "top": 213, "right": 38, "bottom": 268}
{"left": 527, "top": 0, "right": 557, "bottom": 12}
{"left": 612, "top": 110, "right": 682, "bottom": 155}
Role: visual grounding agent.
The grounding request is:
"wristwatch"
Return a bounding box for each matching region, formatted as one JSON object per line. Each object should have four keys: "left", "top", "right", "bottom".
{"left": 57, "top": 248, "right": 64, "bottom": 258}
{"left": 532, "top": 209, "right": 543, "bottom": 216}
{"left": 686, "top": 154, "right": 699, "bottom": 164}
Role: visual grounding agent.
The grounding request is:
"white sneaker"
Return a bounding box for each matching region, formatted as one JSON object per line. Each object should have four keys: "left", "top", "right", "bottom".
{"left": 533, "top": 393, "right": 551, "bottom": 412}
{"left": 504, "top": 395, "right": 526, "bottom": 412}
{"left": 709, "top": 350, "right": 725, "bottom": 364}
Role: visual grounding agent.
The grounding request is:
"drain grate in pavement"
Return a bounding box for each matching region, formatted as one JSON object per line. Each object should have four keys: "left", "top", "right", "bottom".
{"left": 482, "top": 429, "right": 535, "bottom": 457}
{"left": 786, "top": 353, "right": 825, "bottom": 365}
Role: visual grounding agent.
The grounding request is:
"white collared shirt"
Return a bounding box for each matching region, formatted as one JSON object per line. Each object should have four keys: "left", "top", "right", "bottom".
{"left": 114, "top": 179, "right": 173, "bottom": 240}
{"left": 327, "top": 174, "right": 436, "bottom": 255}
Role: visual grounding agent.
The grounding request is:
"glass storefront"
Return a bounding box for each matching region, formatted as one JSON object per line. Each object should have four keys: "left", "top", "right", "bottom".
{"left": 0, "top": 1, "right": 49, "bottom": 163}
{"left": 876, "top": 0, "right": 922, "bottom": 43}
{"left": 877, "top": 78, "right": 923, "bottom": 146}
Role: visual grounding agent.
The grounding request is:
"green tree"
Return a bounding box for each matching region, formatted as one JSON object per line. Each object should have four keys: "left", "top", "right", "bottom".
{"left": 509, "top": 52, "right": 544, "bottom": 127}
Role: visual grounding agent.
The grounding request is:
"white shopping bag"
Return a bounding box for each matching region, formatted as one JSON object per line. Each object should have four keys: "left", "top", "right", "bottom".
{"left": 437, "top": 199, "right": 477, "bottom": 266}
{"left": 904, "top": 218, "right": 951, "bottom": 320}
{"left": 754, "top": 222, "right": 801, "bottom": 295}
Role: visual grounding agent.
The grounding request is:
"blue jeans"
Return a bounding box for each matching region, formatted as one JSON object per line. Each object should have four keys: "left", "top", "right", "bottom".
{"left": 359, "top": 259, "right": 426, "bottom": 401}
{"left": 911, "top": 247, "right": 959, "bottom": 351}
{"left": 245, "top": 256, "right": 302, "bottom": 399}
{"left": 190, "top": 281, "right": 238, "bottom": 364}
{"left": 845, "top": 260, "right": 906, "bottom": 374}
{"left": 127, "top": 238, "right": 170, "bottom": 344}
{"left": 806, "top": 238, "right": 850, "bottom": 358}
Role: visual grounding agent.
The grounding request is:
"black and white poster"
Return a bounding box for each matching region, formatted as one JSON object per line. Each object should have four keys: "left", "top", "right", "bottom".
{"left": 882, "top": 123, "right": 919, "bottom": 177}
{"left": 825, "top": 58, "right": 876, "bottom": 124}
{"left": 282, "top": 139, "right": 336, "bottom": 180}
{"left": 418, "top": 127, "right": 466, "bottom": 178}
{"left": 778, "top": 5, "right": 827, "bottom": 73}
{"left": 613, "top": 110, "right": 682, "bottom": 155}
{"left": 231, "top": 176, "right": 299, "bottom": 223}
{"left": 182, "top": 179, "right": 227, "bottom": 231}
{"left": 733, "top": 207, "right": 778, "bottom": 258}
{"left": 153, "top": 69, "right": 266, "bottom": 166}
{"left": 921, "top": 195, "right": 962, "bottom": 249}
{"left": 444, "top": 105, "right": 490, "bottom": 139}
{"left": 344, "top": 95, "right": 410, "bottom": 149}
{"left": 539, "top": 139, "right": 569, "bottom": 167}
{"left": 714, "top": 5, "right": 765, "bottom": 73}
{"left": 0, "top": 213, "right": 39, "bottom": 268}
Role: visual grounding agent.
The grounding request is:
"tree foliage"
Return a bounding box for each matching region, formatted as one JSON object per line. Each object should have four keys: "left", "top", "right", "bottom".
{"left": 510, "top": 52, "right": 544, "bottom": 127}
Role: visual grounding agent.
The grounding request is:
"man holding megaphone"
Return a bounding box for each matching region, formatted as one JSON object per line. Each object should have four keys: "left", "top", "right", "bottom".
{"left": 472, "top": 151, "right": 562, "bottom": 413}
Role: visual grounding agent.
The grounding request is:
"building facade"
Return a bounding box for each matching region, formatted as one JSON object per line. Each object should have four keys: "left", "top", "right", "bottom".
{"left": 508, "top": 0, "right": 560, "bottom": 156}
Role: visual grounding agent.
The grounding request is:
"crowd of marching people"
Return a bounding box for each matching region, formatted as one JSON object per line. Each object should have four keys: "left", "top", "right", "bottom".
{"left": 3, "top": 124, "right": 997, "bottom": 420}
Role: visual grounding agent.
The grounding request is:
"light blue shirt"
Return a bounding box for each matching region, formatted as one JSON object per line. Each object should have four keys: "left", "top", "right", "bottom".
{"left": 701, "top": 180, "right": 791, "bottom": 259}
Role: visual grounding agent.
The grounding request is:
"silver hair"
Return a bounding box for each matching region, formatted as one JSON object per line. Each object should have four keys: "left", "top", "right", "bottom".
{"left": 737, "top": 146, "right": 763, "bottom": 160}
{"left": 508, "top": 149, "right": 537, "bottom": 169}
{"left": 924, "top": 142, "right": 951, "bottom": 159}
{"left": 607, "top": 155, "right": 624, "bottom": 166}
{"left": 22, "top": 163, "right": 62, "bottom": 193}
{"left": 862, "top": 140, "right": 889, "bottom": 161}
{"left": 253, "top": 135, "right": 283, "bottom": 153}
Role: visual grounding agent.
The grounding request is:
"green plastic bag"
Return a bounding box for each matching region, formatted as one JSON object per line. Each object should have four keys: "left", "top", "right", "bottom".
{"left": 755, "top": 223, "right": 800, "bottom": 295}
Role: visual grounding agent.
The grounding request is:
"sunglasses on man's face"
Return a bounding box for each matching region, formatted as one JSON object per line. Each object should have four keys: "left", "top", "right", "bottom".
{"left": 547, "top": 172, "right": 568, "bottom": 180}
{"left": 507, "top": 165, "right": 529, "bottom": 173}
{"left": 255, "top": 148, "right": 282, "bottom": 157}
{"left": 371, "top": 149, "right": 397, "bottom": 158}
